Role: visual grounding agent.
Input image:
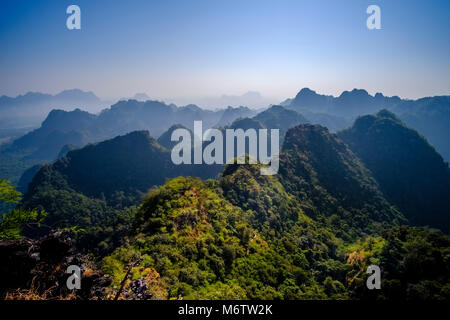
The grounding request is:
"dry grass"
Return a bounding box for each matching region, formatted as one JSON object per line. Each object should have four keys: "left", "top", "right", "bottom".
{"left": 4, "top": 278, "right": 77, "bottom": 300}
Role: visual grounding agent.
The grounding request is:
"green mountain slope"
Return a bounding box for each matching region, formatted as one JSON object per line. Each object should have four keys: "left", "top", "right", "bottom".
{"left": 339, "top": 110, "right": 450, "bottom": 232}
{"left": 279, "top": 124, "right": 405, "bottom": 239}
{"left": 102, "top": 176, "right": 345, "bottom": 299}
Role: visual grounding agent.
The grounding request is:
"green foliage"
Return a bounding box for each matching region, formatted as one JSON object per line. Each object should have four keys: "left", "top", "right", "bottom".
{"left": 0, "top": 150, "right": 46, "bottom": 186}
{"left": 0, "top": 179, "right": 21, "bottom": 204}
{"left": 220, "top": 162, "right": 300, "bottom": 234}
{"left": 0, "top": 208, "right": 47, "bottom": 240}
{"left": 102, "top": 176, "right": 349, "bottom": 300}
{"left": 345, "top": 226, "right": 450, "bottom": 300}
{"left": 0, "top": 179, "right": 47, "bottom": 240}
{"left": 279, "top": 124, "right": 405, "bottom": 239}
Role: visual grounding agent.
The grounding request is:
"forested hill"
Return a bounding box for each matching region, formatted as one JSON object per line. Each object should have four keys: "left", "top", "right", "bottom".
{"left": 339, "top": 110, "right": 450, "bottom": 232}
{"left": 23, "top": 129, "right": 222, "bottom": 204}
{"left": 279, "top": 124, "right": 405, "bottom": 239}
{"left": 101, "top": 169, "right": 448, "bottom": 300}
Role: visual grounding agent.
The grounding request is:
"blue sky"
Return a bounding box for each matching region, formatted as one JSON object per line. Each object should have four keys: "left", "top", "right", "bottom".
{"left": 0, "top": 0, "right": 449, "bottom": 103}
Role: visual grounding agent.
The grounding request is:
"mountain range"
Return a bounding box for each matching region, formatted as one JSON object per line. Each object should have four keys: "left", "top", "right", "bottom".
{"left": 22, "top": 110, "right": 450, "bottom": 242}
{"left": 12, "top": 114, "right": 449, "bottom": 300}
{"left": 0, "top": 89, "right": 105, "bottom": 129}
{"left": 285, "top": 88, "right": 450, "bottom": 162}
{"left": 0, "top": 100, "right": 259, "bottom": 184}
{"left": 1, "top": 87, "right": 450, "bottom": 300}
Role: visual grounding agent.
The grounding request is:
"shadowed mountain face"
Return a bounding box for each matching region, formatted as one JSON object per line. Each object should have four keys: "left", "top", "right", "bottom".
{"left": 17, "top": 164, "right": 42, "bottom": 194}
{"left": 43, "top": 131, "right": 171, "bottom": 198}
{"left": 216, "top": 106, "right": 258, "bottom": 127}
{"left": 24, "top": 130, "right": 220, "bottom": 202}
{"left": 279, "top": 124, "right": 405, "bottom": 239}
{"left": 157, "top": 124, "right": 191, "bottom": 150}
{"left": 339, "top": 110, "right": 450, "bottom": 232}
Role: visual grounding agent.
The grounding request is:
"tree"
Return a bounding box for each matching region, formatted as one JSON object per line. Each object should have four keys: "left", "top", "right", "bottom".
{"left": 0, "top": 179, "right": 47, "bottom": 240}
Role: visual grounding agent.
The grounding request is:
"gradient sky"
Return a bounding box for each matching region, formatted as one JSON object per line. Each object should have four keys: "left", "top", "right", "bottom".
{"left": 1, "top": 0, "right": 449, "bottom": 103}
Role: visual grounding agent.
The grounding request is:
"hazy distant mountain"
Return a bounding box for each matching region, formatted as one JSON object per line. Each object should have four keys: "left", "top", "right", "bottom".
{"left": 6, "top": 100, "right": 255, "bottom": 161}
{"left": 119, "top": 93, "right": 151, "bottom": 101}
{"left": 253, "top": 105, "right": 308, "bottom": 135}
{"left": 227, "top": 105, "right": 349, "bottom": 137}
{"left": 279, "top": 98, "right": 292, "bottom": 107}
{"left": 57, "top": 144, "right": 78, "bottom": 159}
{"left": 0, "top": 100, "right": 259, "bottom": 186}
{"left": 295, "top": 110, "right": 351, "bottom": 132}
{"left": 393, "top": 96, "right": 450, "bottom": 163}
{"left": 0, "top": 89, "right": 105, "bottom": 128}
{"left": 3, "top": 88, "right": 450, "bottom": 192}
{"left": 176, "top": 91, "right": 277, "bottom": 109}
{"left": 224, "top": 105, "right": 310, "bottom": 159}
{"left": 217, "top": 91, "right": 265, "bottom": 108}
{"left": 9, "top": 109, "right": 94, "bottom": 159}
{"left": 216, "top": 106, "right": 258, "bottom": 127}
{"left": 54, "top": 89, "right": 100, "bottom": 104}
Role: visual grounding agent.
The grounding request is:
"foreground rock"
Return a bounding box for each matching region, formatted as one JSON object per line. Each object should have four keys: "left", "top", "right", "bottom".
{"left": 0, "top": 230, "right": 111, "bottom": 300}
